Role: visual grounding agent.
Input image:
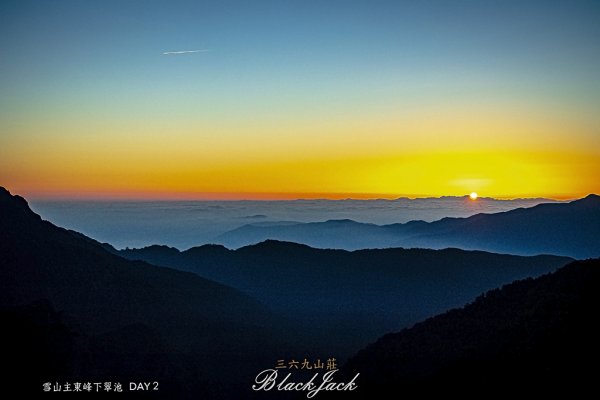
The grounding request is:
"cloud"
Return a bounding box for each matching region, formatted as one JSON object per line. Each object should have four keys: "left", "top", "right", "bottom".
{"left": 162, "top": 49, "right": 210, "bottom": 55}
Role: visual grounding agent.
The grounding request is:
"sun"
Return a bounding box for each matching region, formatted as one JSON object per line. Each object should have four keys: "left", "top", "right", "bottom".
{"left": 469, "top": 192, "right": 478, "bottom": 200}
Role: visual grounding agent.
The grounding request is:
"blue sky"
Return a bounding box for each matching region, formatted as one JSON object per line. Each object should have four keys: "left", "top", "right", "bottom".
{"left": 1, "top": 0, "right": 599, "bottom": 198}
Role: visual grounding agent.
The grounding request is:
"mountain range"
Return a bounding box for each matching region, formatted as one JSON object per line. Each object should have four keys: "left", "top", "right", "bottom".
{"left": 114, "top": 241, "right": 571, "bottom": 355}
{"left": 1, "top": 185, "right": 594, "bottom": 397}
{"left": 0, "top": 187, "right": 282, "bottom": 398}
{"left": 215, "top": 195, "right": 600, "bottom": 258}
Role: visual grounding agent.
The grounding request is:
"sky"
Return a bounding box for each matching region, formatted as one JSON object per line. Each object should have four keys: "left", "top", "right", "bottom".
{"left": 1, "top": 0, "right": 599, "bottom": 200}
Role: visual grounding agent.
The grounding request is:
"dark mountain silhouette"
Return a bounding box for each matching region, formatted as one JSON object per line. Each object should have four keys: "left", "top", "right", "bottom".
{"left": 341, "top": 258, "right": 600, "bottom": 395}
{"left": 0, "top": 187, "right": 283, "bottom": 398}
{"left": 218, "top": 219, "right": 396, "bottom": 250}
{"left": 1, "top": 186, "right": 585, "bottom": 397}
{"left": 216, "top": 195, "right": 600, "bottom": 258}
{"left": 116, "top": 240, "right": 572, "bottom": 355}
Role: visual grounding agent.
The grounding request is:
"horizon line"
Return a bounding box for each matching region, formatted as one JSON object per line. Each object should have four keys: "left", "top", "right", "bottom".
{"left": 17, "top": 189, "right": 590, "bottom": 202}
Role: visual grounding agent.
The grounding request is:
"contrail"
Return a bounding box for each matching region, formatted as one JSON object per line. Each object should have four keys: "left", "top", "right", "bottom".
{"left": 162, "top": 49, "right": 210, "bottom": 55}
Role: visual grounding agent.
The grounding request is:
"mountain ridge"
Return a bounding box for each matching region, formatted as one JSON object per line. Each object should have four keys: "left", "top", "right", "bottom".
{"left": 116, "top": 237, "right": 573, "bottom": 355}
{"left": 215, "top": 194, "right": 600, "bottom": 257}
{"left": 0, "top": 186, "right": 281, "bottom": 398}
{"left": 0, "top": 186, "right": 588, "bottom": 396}
{"left": 341, "top": 257, "right": 600, "bottom": 394}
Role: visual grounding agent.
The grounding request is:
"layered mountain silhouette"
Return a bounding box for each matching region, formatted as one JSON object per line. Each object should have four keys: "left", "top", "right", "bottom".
{"left": 0, "top": 187, "right": 281, "bottom": 398}
{"left": 1, "top": 186, "right": 587, "bottom": 397}
{"left": 216, "top": 195, "right": 600, "bottom": 258}
{"left": 342, "top": 257, "right": 600, "bottom": 395}
{"left": 116, "top": 241, "right": 571, "bottom": 354}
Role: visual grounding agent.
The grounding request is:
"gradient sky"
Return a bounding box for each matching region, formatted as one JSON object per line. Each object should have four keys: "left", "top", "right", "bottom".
{"left": 1, "top": 0, "right": 599, "bottom": 199}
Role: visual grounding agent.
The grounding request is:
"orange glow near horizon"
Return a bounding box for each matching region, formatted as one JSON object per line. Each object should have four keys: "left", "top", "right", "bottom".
{"left": 4, "top": 131, "right": 599, "bottom": 201}
{"left": 15, "top": 189, "right": 593, "bottom": 202}
{"left": 2, "top": 66, "right": 599, "bottom": 201}
{"left": 3, "top": 140, "right": 599, "bottom": 201}
{"left": 2, "top": 67, "right": 599, "bottom": 202}
{"left": 2, "top": 2, "right": 600, "bottom": 203}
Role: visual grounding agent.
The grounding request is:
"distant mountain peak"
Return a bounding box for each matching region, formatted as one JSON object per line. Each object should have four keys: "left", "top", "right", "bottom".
{"left": 244, "top": 239, "right": 313, "bottom": 251}
{"left": 561, "top": 193, "right": 600, "bottom": 209}
{"left": 581, "top": 193, "right": 600, "bottom": 202}
{"left": 145, "top": 244, "right": 179, "bottom": 251}
{"left": 323, "top": 219, "right": 365, "bottom": 225}
{"left": 215, "top": 193, "right": 599, "bottom": 257}
{"left": 192, "top": 243, "right": 229, "bottom": 251}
